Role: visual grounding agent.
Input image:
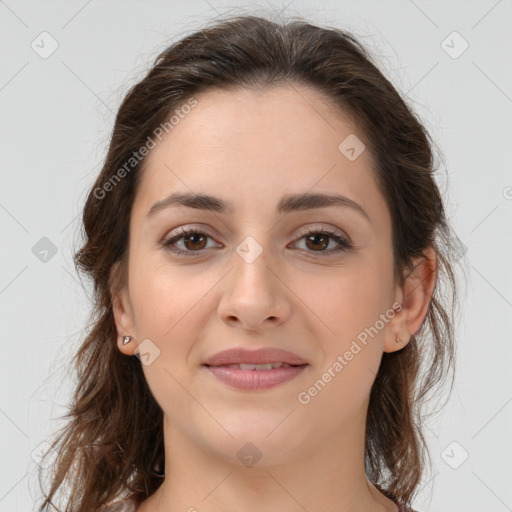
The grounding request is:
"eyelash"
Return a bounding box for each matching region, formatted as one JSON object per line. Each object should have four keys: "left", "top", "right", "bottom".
{"left": 162, "top": 225, "right": 352, "bottom": 257}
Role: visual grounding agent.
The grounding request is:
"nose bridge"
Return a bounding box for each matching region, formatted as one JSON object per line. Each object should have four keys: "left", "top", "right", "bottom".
{"left": 217, "top": 232, "right": 290, "bottom": 330}
{"left": 232, "top": 234, "right": 275, "bottom": 296}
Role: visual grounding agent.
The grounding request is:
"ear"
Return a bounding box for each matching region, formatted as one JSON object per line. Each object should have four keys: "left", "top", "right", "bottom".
{"left": 384, "top": 247, "right": 438, "bottom": 353}
{"left": 110, "top": 261, "right": 138, "bottom": 356}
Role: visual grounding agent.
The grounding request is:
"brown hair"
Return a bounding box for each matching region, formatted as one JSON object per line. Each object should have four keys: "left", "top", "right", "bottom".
{"left": 37, "top": 13, "right": 461, "bottom": 511}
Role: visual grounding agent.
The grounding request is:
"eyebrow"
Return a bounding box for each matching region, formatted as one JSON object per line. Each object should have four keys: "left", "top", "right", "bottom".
{"left": 146, "top": 191, "right": 371, "bottom": 223}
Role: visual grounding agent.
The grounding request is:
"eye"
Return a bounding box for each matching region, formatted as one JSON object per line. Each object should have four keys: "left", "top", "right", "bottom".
{"left": 162, "top": 226, "right": 218, "bottom": 256}
{"left": 292, "top": 225, "right": 352, "bottom": 256}
{"left": 163, "top": 224, "right": 352, "bottom": 257}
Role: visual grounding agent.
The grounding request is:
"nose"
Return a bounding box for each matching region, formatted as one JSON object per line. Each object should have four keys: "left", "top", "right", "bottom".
{"left": 217, "top": 239, "right": 291, "bottom": 334}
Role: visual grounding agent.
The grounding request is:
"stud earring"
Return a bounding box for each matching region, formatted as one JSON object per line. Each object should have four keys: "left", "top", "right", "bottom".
{"left": 122, "top": 335, "right": 132, "bottom": 345}
{"left": 395, "top": 336, "right": 402, "bottom": 344}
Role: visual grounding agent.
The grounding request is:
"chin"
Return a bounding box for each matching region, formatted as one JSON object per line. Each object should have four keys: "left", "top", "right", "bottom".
{"left": 198, "top": 421, "right": 311, "bottom": 467}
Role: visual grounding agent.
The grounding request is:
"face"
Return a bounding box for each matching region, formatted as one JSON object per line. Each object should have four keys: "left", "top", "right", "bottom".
{"left": 112, "top": 84, "right": 428, "bottom": 466}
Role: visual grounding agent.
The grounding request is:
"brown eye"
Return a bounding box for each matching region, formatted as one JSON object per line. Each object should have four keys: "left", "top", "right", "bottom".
{"left": 304, "top": 232, "right": 330, "bottom": 251}
{"left": 163, "top": 225, "right": 352, "bottom": 258}
{"left": 163, "top": 227, "right": 217, "bottom": 256}
{"left": 294, "top": 226, "right": 352, "bottom": 256}
{"left": 182, "top": 232, "right": 207, "bottom": 251}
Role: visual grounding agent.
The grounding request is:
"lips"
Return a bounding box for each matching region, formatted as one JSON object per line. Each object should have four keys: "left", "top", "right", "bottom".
{"left": 206, "top": 364, "right": 308, "bottom": 390}
{"left": 202, "top": 347, "right": 308, "bottom": 367}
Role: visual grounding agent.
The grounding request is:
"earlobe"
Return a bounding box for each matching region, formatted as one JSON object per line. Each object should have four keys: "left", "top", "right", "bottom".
{"left": 383, "top": 316, "right": 411, "bottom": 354}
{"left": 384, "top": 248, "right": 438, "bottom": 353}
{"left": 110, "top": 262, "right": 137, "bottom": 355}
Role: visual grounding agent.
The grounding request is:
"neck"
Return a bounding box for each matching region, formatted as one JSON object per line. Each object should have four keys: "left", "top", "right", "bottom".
{"left": 140, "top": 405, "right": 397, "bottom": 512}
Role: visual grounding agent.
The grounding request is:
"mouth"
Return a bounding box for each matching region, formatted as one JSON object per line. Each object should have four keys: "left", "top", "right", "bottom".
{"left": 202, "top": 362, "right": 309, "bottom": 390}
{"left": 201, "top": 347, "right": 309, "bottom": 389}
{"left": 202, "top": 347, "right": 308, "bottom": 367}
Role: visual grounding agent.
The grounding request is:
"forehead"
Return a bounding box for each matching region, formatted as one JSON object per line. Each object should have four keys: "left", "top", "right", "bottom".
{"left": 133, "top": 84, "right": 390, "bottom": 230}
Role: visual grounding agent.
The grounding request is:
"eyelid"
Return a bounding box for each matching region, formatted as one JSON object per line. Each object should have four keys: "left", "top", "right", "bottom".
{"left": 162, "top": 225, "right": 220, "bottom": 248}
{"left": 163, "top": 222, "right": 348, "bottom": 241}
{"left": 295, "top": 223, "right": 349, "bottom": 240}
{"left": 292, "top": 224, "right": 352, "bottom": 252}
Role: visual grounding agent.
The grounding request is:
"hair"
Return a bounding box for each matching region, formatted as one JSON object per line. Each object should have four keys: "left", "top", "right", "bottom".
{"left": 37, "top": 12, "right": 462, "bottom": 512}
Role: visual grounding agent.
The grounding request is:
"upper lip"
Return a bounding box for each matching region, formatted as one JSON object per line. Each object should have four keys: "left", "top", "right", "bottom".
{"left": 203, "top": 347, "right": 308, "bottom": 366}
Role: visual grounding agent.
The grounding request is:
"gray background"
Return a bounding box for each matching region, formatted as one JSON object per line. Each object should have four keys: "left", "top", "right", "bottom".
{"left": 1, "top": 1, "right": 511, "bottom": 510}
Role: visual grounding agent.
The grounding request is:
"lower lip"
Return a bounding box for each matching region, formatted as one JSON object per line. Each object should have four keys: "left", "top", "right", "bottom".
{"left": 204, "top": 364, "right": 308, "bottom": 390}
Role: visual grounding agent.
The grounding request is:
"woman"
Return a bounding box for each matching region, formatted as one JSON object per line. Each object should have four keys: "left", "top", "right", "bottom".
{"left": 38, "top": 13, "right": 459, "bottom": 512}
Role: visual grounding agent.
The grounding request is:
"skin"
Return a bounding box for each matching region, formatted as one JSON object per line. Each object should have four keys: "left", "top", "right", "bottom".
{"left": 111, "top": 84, "right": 437, "bottom": 512}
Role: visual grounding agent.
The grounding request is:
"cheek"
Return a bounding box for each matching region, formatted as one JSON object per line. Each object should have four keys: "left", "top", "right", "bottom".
{"left": 293, "top": 260, "right": 391, "bottom": 340}
{"left": 294, "top": 267, "right": 390, "bottom": 418}
{"left": 128, "top": 260, "right": 209, "bottom": 400}
{"left": 293, "top": 258, "right": 393, "bottom": 398}
{"left": 129, "top": 255, "right": 219, "bottom": 340}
